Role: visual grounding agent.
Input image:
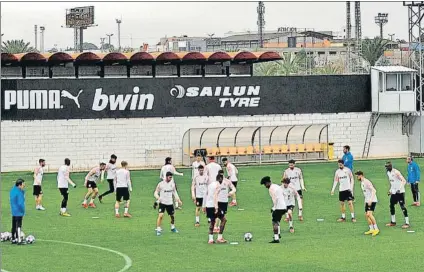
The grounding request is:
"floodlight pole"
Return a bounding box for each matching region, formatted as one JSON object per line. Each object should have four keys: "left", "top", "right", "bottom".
{"left": 116, "top": 18, "right": 122, "bottom": 52}
{"left": 40, "top": 26, "right": 45, "bottom": 53}
{"left": 374, "top": 13, "right": 389, "bottom": 39}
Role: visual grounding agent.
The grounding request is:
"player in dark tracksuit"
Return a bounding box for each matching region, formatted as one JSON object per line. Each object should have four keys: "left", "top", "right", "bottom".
{"left": 10, "top": 178, "right": 26, "bottom": 245}
{"left": 407, "top": 156, "right": 421, "bottom": 206}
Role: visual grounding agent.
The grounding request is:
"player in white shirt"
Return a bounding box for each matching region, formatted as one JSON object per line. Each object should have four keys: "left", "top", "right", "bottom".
{"left": 192, "top": 155, "right": 206, "bottom": 178}
{"left": 222, "top": 158, "right": 239, "bottom": 206}
{"left": 159, "top": 157, "right": 184, "bottom": 209}
{"left": 205, "top": 156, "right": 222, "bottom": 184}
{"left": 355, "top": 171, "right": 380, "bottom": 236}
{"left": 191, "top": 165, "right": 208, "bottom": 227}
{"left": 385, "top": 162, "right": 410, "bottom": 229}
{"left": 213, "top": 170, "right": 236, "bottom": 234}
{"left": 82, "top": 161, "right": 106, "bottom": 208}
{"left": 114, "top": 161, "right": 133, "bottom": 218}
{"left": 57, "top": 158, "right": 76, "bottom": 217}
{"left": 99, "top": 154, "right": 117, "bottom": 203}
{"left": 154, "top": 172, "right": 183, "bottom": 236}
{"left": 331, "top": 160, "right": 356, "bottom": 222}
{"left": 33, "top": 159, "right": 46, "bottom": 211}
{"left": 282, "top": 178, "right": 302, "bottom": 233}
{"left": 202, "top": 174, "right": 234, "bottom": 244}
{"left": 261, "top": 176, "right": 287, "bottom": 243}
{"left": 283, "top": 159, "right": 306, "bottom": 221}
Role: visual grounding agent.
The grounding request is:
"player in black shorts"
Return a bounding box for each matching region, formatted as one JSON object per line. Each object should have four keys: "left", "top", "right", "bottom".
{"left": 191, "top": 165, "right": 208, "bottom": 227}
{"left": 99, "top": 154, "right": 117, "bottom": 203}
{"left": 261, "top": 176, "right": 287, "bottom": 243}
{"left": 154, "top": 172, "right": 182, "bottom": 236}
{"left": 385, "top": 162, "right": 410, "bottom": 229}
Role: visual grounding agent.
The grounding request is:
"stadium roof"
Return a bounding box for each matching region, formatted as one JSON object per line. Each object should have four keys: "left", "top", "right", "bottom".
{"left": 1, "top": 51, "right": 281, "bottom": 66}
{"left": 221, "top": 33, "right": 289, "bottom": 42}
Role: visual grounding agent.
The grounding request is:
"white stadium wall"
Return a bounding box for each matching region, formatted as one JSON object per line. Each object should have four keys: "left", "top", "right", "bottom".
{"left": 0, "top": 112, "right": 408, "bottom": 172}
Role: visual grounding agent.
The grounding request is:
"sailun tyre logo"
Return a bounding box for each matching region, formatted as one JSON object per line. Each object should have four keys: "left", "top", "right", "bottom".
{"left": 170, "top": 85, "right": 186, "bottom": 99}
{"left": 168, "top": 85, "right": 261, "bottom": 108}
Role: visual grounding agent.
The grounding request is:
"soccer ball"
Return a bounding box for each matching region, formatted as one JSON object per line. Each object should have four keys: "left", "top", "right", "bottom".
{"left": 26, "top": 235, "right": 35, "bottom": 244}
{"left": 244, "top": 232, "right": 253, "bottom": 242}
{"left": 1, "top": 232, "right": 11, "bottom": 242}
{"left": 0, "top": 232, "right": 7, "bottom": 242}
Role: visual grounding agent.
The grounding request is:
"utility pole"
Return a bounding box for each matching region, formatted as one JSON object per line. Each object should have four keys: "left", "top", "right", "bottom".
{"left": 40, "top": 26, "right": 45, "bottom": 53}
{"left": 346, "top": 1, "right": 352, "bottom": 74}
{"left": 116, "top": 18, "right": 122, "bottom": 52}
{"left": 388, "top": 33, "right": 395, "bottom": 41}
{"left": 257, "top": 2, "right": 265, "bottom": 48}
{"left": 100, "top": 37, "right": 106, "bottom": 53}
{"left": 106, "top": 33, "right": 114, "bottom": 50}
{"left": 34, "top": 25, "right": 38, "bottom": 51}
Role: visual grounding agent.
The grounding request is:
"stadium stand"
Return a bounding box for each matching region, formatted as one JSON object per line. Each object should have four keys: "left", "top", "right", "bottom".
{"left": 182, "top": 125, "right": 330, "bottom": 165}
{"left": 1, "top": 51, "right": 281, "bottom": 78}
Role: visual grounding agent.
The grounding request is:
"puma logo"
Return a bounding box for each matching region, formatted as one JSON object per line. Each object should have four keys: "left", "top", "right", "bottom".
{"left": 61, "top": 90, "right": 83, "bottom": 108}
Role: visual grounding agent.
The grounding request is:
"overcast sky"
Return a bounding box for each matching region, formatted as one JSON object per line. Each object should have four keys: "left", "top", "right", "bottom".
{"left": 0, "top": 1, "right": 408, "bottom": 50}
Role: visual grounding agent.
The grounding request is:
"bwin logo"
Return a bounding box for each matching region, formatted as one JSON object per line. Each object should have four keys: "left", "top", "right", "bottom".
{"left": 169, "top": 85, "right": 261, "bottom": 108}
{"left": 3, "top": 89, "right": 84, "bottom": 110}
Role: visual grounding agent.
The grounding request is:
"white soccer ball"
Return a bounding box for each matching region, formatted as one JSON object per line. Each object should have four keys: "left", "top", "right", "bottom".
{"left": 244, "top": 232, "right": 253, "bottom": 242}
{"left": 1, "top": 232, "right": 12, "bottom": 242}
{"left": 26, "top": 235, "right": 35, "bottom": 244}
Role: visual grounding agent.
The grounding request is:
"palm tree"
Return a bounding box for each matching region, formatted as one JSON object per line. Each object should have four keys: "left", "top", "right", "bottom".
{"left": 313, "top": 64, "right": 344, "bottom": 75}
{"left": 1, "top": 39, "right": 37, "bottom": 53}
{"left": 254, "top": 52, "right": 305, "bottom": 76}
{"left": 361, "top": 37, "right": 389, "bottom": 67}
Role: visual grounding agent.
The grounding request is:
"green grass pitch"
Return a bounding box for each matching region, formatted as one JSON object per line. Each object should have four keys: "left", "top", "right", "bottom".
{"left": 1, "top": 158, "right": 424, "bottom": 272}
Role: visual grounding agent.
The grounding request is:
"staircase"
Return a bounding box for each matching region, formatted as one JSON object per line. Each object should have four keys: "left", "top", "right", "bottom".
{"left": 362, "top": 113, "right": 380, "bottom": 158}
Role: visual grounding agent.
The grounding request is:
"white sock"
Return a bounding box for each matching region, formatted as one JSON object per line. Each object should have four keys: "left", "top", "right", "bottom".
{"left": 351, "top": 213, "right": 355, "bottom": 219}
{"left": 218, "top": 234, "right": 223, "bottom": 240}
{"left": 274, "top": 234, "right": 279, "bottom": 240}
{"left": 208, "top": 234, "right": 213, "bottom": 241}
{"left": 369, "top": 224, "right": 374, "bottom": 230}
{"left": 405, "top": 217, "right": 410, "bottom": 225}
{"left": 298, "top": 209, "right": 303, "bottom": 217}
{"left": 289, "top": 221, "right": 293, "bottom": 228}
{"left": 277, "top": 226, "right": 281, "bottom": 235}
{"left": 115, "top": 208, "right": 119, "bottom": 214}
{"left": 83, "top": 199, "right": 87, "bottom": 204}
{"left": 373, "top": 224, "right": 378, "bottom": 230}
{"left": 208, "top": 218, "right": 211, "bottom": 223}
{"left": 391, "top": 215, "right": 396, "bottom": 223}
{"left": 171, "top": 224, "right": 175, "bottom": 229}
{"left": 90, "top": 198, "right": 94, "bottom": 204}
{"left": 124, "top": 207, "right": 128, "bottom": 213}
{"left": 175, "top": 202, "right": 179, "bottom": 208}
{"left": 196, "top": 216, "right": 200, "bottom": 223}
{"left": 61, "top": 208, "right": 66, "bottom": 213}
{"left": 156, "top": 226, "right": 162, "bottom": 232}
{"left": 341, "top": 213, "right": 346, "bottom": 219}
{"left": 17, "top": 227, "right": 21, "bottom": 242}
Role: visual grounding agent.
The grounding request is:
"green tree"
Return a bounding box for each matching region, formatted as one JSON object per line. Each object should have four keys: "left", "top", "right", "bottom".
{"left": 361, "top": 37, "right": 389, "bottom": 67}
{"left": 253, "top": 52, "right": 304, "bottom": 76}
{"left": 1, "top": 39, "right": 37, "bottom": 54}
